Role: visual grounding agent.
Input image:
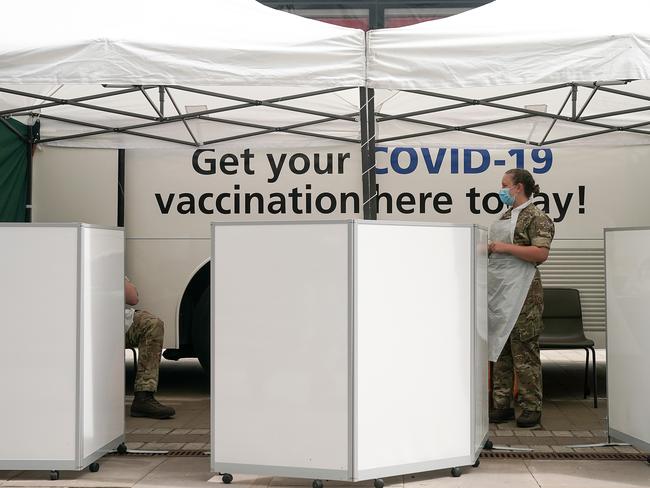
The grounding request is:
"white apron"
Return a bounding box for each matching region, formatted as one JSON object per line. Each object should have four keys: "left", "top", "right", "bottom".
{"left": 487, "top": 210, "right": 537, "bottom": 361}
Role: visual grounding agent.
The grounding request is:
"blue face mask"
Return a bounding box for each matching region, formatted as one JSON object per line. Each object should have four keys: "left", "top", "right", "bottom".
{"left": 499, "top": 187, "right": 515, "bottom": 207}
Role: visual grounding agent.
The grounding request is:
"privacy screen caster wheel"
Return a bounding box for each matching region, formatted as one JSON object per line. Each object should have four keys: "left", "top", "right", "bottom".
{"left": 117, "top": 442, "right": 127, "bottom": 455}
{"left": 484, "top": 439, "right": 494, "bottom": 450}
{"left": 473, "top": 459, "right": 481, "bottom": 468}
{"left": 222, "top": 473, "right": 233, "bottom": 484}
{"left": 89, "top": 462, "right": 100, "bottom": 473}
{"left": 49, "top": 470, "right": 60, "bottom": 481}
{"left": 451, "top": 467, "right": 461, "bottom": 478}
{"left": 374, "top": 478, "right": 384, "bottom": 488}
{"left": 312, "top": 480, "right": 324, "bottom": 488}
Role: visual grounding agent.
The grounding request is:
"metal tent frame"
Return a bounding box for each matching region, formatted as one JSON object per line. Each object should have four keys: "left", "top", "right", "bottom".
{"left": 5, "top": 81, "right": 650, "bottom": 221}
{"left": 0, "top": 84, "right": 379, "bottom": 220}
{"left": 374, "top": 81, "right": 650, "bottom": 147}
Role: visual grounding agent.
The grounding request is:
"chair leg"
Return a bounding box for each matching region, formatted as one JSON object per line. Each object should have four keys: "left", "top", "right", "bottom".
{"left": 590, "top": 346, "right": 598, "bottom": 408}
{"left": 583, "top": 348, "right": 590, "bottom": 398}
{"left": 131, "top": 347, "right": 138, "bottom": 375}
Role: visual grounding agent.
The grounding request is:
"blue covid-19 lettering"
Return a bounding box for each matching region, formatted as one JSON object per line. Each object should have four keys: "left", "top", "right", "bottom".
{"left": 375, "top": 147, "right": 553, "bottom": 175}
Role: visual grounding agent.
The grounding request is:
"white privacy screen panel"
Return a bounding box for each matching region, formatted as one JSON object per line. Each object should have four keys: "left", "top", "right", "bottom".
{"left": 82, "top": 227, "right": 124, "bottom": 458}
{"left": 212, "top": 223, "right": 350, "bottom": 472}
{"left": 355, "top": 223, "right": 472, "bottom": 473}
{"left": 0, "top": 227, "right": 78, "bottom": 461}
{"left": 473, "top": 227, "right": 489, "bottom": 454}
{"left": 605, "top": 229, "right": 650, "bottom": 447}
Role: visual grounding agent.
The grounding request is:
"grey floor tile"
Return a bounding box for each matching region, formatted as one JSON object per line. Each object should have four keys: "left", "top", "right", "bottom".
{"left": 3, "top": 457, "right": 166, "bottom": 487}
{"left": 402, "top": 459, "right": 539, "bottom": 487}
{"left": 190, "top": 429, "right": 211, "bottom": 435}
{"left": 525, "top": 460, "right": 650, "bottom": 487}
{"left": 551, "top": 431, "right": 573, "bottom": 437}
{"left": 132, "top": 457, "right": 258, "bottom": 488}
{"left": 533, "top": 431, "right": 554, "bottom": 437}
{"left": 169, "top": 429, "right": 192, "bottom": 435}
{"left": 181, "top": 443, "right": 207, "bottom": 450}
{"left": 514, "top": 430, "right": 535, "bottom": 437}
{"left": 614, "top": 446, "right": 640, "bottom": 454}
{"left": 530, "top": 445, "right": 554, "bottom": 453}
{"left": 571, "top": 431, "right": 594, "bottom": 438}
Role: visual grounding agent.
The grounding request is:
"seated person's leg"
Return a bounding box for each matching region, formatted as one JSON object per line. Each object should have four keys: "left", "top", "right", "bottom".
{"left": 125, "top": 310, "right": 175, "bottom": 419}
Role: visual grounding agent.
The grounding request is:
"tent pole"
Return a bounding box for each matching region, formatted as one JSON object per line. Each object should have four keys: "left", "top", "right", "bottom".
{"left": 572, "top": 84, "right": 578, "bottom": 120}
{"left": 576, "top": 86, "right": 599, "bottom": 119}
{"left": 366, "top": 88, "right": 377, "bottom": 220}
{"left": 159, "top": 86, "right": 165, "bottom": 117}
{"left": 25, "top": 122, "right": 33, "bottom": 222}
{"left": 117, "top": 149, "right": 125, "bottom": 227}
{"left": 359, "top": 87, "right": 377, "bottom": 220}
{"left": 139, "top": 86, "right": 163, "bottom": 119}
{"left": 359, "top": 87, "right": 369, "bottom": 219}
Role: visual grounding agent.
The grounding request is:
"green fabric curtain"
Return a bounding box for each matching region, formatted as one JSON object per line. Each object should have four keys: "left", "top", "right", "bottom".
{"left": 0, "top": 119, "right": 36, "bottom": 222}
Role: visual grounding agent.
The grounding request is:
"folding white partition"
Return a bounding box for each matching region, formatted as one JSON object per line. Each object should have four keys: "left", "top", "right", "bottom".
{"left": 605, "top": 227, "right": 650, "bottom": 455}
{"left": 211, "top": 220, "right": 488, "bottom": 483}
{"left": 0, "top": 223, "right": 125, "bottom": 474}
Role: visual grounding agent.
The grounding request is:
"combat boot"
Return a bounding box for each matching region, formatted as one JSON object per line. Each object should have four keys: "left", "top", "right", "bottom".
{"left": 130, "top": 391, "right": 176, "bottom": 419}
{"left": 517, "top": 410, "right": 541, "bottom": 428}
{"left": 489, "top": 407, "right": 515, "bottom": 423}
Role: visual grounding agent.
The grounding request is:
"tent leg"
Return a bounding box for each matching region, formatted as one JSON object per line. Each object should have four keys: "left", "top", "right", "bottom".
{"left": 118, "top": 149, "right": 125, "bottom": 227}
{"left": 359, "top": 87, "right": 377, "bottom": 220}
{"left": 25, "top": 123, "right": 34, "bottom": 222}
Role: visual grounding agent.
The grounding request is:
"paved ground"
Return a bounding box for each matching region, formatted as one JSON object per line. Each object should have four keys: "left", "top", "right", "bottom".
{"left": 2, "top": 350, "right": 649, "bottom": 487}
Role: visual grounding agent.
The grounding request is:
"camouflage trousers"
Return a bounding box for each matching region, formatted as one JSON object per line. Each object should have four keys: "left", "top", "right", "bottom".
{"left": 493, "top": 273, "right": 544, "bottom": 412}
{"left": 492, "top": 332, "right": 543, "bottom": 412}
{"left": 125, "top": 310, "right": 164, "bottom": 392}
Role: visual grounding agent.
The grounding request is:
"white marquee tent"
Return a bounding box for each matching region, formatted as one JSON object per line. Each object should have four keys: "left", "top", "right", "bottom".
{"left": 3, "top": 0, "right": 650, "bottom": 221}
{"left": 367, "top": 0, "right": 650, "bottom": 147}
{"left": 5, "top": 0, "right": 650, "bottom": 150}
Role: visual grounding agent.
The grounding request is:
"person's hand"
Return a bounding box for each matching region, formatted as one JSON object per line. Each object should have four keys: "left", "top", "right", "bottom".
{"left": 488, "top": 241, "right": 510, "bottom": 255}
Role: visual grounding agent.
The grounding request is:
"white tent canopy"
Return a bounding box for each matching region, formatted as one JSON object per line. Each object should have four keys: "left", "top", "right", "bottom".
{"left": 2, "top": 0, "right": 364, "bottom": 87}
{"left": 4, "top": 0, "right": 650, "bottom": 149}
{"left": 366, "top": 0, "right": 650, "bottom": 147}
{"left": 367, "top": 0, "right": 650, "bottom": 90}
{"left": 0, "top": 0, "right": 366, "bottom": 149}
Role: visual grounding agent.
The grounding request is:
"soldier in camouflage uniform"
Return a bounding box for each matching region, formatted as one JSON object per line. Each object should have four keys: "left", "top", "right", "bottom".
{"left": 488, "top": 169, "right": 554, "bottom": 428}
{"left": 125, "top": 278, "right": 175, "bottom": 419}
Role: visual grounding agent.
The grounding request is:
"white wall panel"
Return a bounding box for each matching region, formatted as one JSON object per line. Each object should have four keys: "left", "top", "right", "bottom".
{"left": 212, "top": 223, "right": 350, "bottom": 471}
{"left": 0, "top": 224, "right": 124, "bottom": 470}
{"left": 473, "top": 227, "right": 489, "bottom": 455}
{"left": 605, "top": 228, "right": 650, "bottom": 450}
{"left": 0, "top": 227, "right": 78, "bottom": 461}
{"left": 82, "top": 227, "right": 125, "bottom": 458}
{"left": 211, "top": 221, "right": 487, "bottom": 481}
{"left": 355, "top": 224, "right": 472, "bottom": 472}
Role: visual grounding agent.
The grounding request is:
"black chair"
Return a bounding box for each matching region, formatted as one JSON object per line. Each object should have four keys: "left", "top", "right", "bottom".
{"left": 540, "top": 287, "right": 598, "bottom": 408}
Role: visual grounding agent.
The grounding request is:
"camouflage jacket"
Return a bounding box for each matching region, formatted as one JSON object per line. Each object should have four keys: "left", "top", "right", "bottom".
{"left": 501, "top": 203, "right": 555, "bottom": 253}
